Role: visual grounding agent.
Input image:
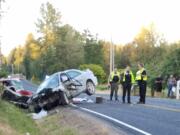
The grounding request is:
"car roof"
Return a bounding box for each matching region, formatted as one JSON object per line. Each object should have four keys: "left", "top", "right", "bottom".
{"left": 0, "top": 78, "right": 21, "bottom": 82}
{"left": 64, "top": 69, "right": 83, "bottom": 73}
{"left": 49, "top": 69, "right": 82, "bottom": 76}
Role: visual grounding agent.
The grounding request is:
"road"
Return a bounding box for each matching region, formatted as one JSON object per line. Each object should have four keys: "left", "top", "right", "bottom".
{"left": 21, "top": 79, "right": 180, "bottom": 135}
{"left": 74, "top": 94, "right": 180, "bottom": 135}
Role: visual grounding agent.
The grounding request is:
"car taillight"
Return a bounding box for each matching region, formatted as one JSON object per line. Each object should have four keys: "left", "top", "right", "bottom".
{"left": 17, "top": 90, "right": 32, "bottom": 96}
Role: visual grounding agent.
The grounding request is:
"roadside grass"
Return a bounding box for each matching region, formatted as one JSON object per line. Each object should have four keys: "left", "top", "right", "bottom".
{"left": 0, "top": 100, "right": 40, "bottom": 135}
{"left": 36, "top": 112, "right": 78, "bottom": 135}
{"left": 96, "top": 84, "right": 108, "bottom": 91}
{"left": 0, "top": 100, "right": 77, "bottom": 135}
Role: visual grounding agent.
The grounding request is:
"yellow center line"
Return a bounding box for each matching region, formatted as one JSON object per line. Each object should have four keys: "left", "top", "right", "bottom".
{"left": 141, "top": 104, "right": 180, "bottom": 113}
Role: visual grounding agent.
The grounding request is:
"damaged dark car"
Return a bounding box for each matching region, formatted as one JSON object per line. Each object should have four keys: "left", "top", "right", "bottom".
{"left": 0, "top": 78, "right": 33, "bottom": 108}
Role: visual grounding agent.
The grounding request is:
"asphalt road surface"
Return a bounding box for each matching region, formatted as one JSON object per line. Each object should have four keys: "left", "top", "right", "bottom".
{"left": 75, "top": 94, "right": 180, "bottom": 135}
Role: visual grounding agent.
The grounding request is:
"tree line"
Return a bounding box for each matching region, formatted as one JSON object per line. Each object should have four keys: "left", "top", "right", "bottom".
{"left": 1, "top": 2, "right": 180, "bottom": 85}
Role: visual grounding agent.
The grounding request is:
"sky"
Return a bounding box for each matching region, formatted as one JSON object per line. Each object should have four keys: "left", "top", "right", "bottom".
{"left": 1, "top": 0, "right": 180, "bottom": 56}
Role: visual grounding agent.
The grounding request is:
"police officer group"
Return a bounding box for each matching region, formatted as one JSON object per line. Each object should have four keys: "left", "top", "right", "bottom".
{"left": 108, "top": 63, "right": 147, "bottom": 104}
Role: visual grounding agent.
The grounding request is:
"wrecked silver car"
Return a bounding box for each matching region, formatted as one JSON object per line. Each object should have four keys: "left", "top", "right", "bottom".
{"left": 28, "top": 71, "right": 97, "bottom": 113}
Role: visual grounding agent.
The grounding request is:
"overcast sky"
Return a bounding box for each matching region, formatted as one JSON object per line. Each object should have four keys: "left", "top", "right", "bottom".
{"left": 1, "top": 0, "right": 180, "bottom": 55}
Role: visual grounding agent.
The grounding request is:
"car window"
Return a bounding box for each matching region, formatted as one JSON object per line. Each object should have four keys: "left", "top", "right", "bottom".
{"left": 37, "top": 74, "right": 59, "bottom": 92}
{"left": 66, "top": 71, "right": 81, "bottom": 78}
{"left": 60, "top": 73, "right": 69, "bottom": 82}
{"left": 11, "top": 80, "right": 24, "bottom": 90}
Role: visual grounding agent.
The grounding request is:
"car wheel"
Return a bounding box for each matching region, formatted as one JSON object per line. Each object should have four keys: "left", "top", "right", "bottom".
{"left": 43, "top": 103, "right": 53, "bottom": 111}
{"left": 59, "top": 91, "right": 69, "bottom": 105}
{"left": 86, "top": 80, "right": 95, "bottom": 95}
{"left": 34, "top": 105, "right": 42, "bottom": 113}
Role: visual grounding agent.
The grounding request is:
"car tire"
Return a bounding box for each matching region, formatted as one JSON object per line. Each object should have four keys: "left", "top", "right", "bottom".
{"left": 59, "top": 91, "right": 69, "bottom": 105}
{"left": 86, "top": 80, "right": 95, "bottom": 95}
{"left": 34, "top": 105, "right": 42, "bottom": 113}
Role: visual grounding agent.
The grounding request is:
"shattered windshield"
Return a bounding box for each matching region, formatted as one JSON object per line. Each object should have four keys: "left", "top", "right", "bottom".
{"left": 36, "top": 73, "right": 59, "bottom": 93}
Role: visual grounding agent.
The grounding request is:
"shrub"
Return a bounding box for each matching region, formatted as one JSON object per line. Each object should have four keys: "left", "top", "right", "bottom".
{"left": 79, "top": 64, "right": 106, "bottom": 83}
{"left": 0, "top": 70, "right": 8, "bottom": 78}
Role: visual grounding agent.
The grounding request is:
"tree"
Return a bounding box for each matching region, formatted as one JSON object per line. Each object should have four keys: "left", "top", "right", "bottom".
{"left": 162, "top": 48, "right": 180, "bottom": 76}
{"left": 53, "top": 25, "right": 84, "bottom": 72}
{"left": 83, "top": 30, "right": 104, "bottom": 66}
{"left": 36, "top": 2, "right": 61, "bottom": 45}
{"left": 23, "top": 33, "right": 41, "bottom": 79}
{"left": 101, "top": 41, "right": 111, "bottom": 74}
{"left": 133, "top": 24, "right": 165, "bottom": 64}
{"left": 14, "top": 45, "right": 24, "bottom": 73}
{"left": 35, "top": 2, "right": 62, "bottom": 78}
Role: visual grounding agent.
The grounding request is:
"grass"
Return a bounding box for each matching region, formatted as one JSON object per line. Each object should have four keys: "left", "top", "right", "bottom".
{"left": 0, "top": 100, "right": 40, "bottom": 135}
{"left": 0, "top": 100, "right": 77, "bottom": 135}
{"left": 96, "top": 84, "right": 109, "bottom": 91}
{"left": 36, "top": 112, "right": 78, "bottom": 135}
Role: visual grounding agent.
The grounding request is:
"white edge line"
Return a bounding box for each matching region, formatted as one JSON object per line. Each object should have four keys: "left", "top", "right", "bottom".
{"left": 71, "top": 104, "right": 152, "bottom": 135}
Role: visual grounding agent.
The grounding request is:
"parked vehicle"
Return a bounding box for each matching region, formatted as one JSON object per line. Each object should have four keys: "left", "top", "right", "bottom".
{"left": 28, "top": 69, "right": 97, "bottom": 113}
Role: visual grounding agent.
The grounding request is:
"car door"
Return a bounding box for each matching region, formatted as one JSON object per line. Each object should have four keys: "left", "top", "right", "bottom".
{"left": 66, "top": 70, "right": 86, "bottom": 92}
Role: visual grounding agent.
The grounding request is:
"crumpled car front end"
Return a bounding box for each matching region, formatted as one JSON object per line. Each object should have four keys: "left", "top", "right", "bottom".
{"left": 27, "top": 86, "right": 69, "bottom": 113}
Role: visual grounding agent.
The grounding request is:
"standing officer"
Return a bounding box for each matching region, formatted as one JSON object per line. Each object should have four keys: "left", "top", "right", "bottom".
{"left": 108, "top": 68, "right": 120, "bottom": 101}
{"left": 122, "top": 66, "right": 135, "bottom": 104}
{"left": 136, "top": 63, "right": 147, "bottom": 104}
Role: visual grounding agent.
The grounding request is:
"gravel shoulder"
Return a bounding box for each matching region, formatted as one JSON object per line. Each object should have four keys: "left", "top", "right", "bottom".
{"left": 36, "top": 106, "right": 127, "bottom": 135}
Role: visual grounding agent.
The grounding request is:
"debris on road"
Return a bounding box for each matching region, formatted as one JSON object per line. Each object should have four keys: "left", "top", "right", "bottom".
{"left": 32, "top": 109, "right": 47, "bottom": 120}
{"left": 72, "top": 97, "right": 94, "bottom": 104}
{"left": 96, "top": 96, "right": 103, "bottom": 103}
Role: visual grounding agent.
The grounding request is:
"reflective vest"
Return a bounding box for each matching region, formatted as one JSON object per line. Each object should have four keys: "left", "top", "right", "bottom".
{"left": 135, "top": 68, "right": 147, "bottom": 81}
{"left": 109, "top": 71, "right": 120, "bottom": 82}
{"left": 123, "top": 71, "right": 135, "bottom": 83}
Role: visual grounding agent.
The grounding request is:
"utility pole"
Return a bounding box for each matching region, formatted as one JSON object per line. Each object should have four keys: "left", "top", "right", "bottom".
{"left": 110, "top": 40, "right": 112, "bottom": 74}
{"left": 112, "top": 40, "right": 115, "bottom": 71}
{"left": 109, "top": 38, "right": 115, "bottom": 74}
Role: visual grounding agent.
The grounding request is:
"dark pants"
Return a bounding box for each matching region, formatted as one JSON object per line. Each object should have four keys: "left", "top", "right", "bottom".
{"left": 167, "top": 84, "right": 173, "bottom": 97}
{"left": 110, "top": 82, "right": 119, "bottom": 100}
{"left": 122, "top": 83, "right": 131, "bottom": 103}
{"left": 138, "top": 81, "right": 147, "bottom": 103}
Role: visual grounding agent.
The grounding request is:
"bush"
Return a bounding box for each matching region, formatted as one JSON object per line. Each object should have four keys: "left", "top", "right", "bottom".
{"left": 0, "top": 70, "right": 8, "bottom": 78}
{"left": 79, "top": 64, "right": 106, "bottom": 83}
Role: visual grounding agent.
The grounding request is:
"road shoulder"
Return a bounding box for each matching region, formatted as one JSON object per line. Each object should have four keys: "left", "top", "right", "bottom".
{"left": 36, "top": 106, "right": 127, "bottom": 135}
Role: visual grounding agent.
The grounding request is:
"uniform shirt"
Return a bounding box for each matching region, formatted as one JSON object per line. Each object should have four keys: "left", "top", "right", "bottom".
{"left": 109, "top": 71, "right": 120, "bottom": 83}
{"left": 136, "top": 68, "right": 147, "bottom": 81}
{"left": 124, "top": 71, "right": 131, "bottom": 84}
{"left": 141, "top": 70, "right": 147, "bottom": 80}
